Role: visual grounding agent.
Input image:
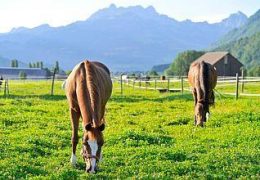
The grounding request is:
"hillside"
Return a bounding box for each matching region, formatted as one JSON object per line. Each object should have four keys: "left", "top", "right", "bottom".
{"left": 215, "top": 32, "right": 260, "bottom": 67}
{"left": 215, "top": 9, "right": 260, "bottom": 46}
{"left": 151, "top": 63, "right": 170, "bottom": 73}
{"left": 0, "top": 5, "right": 247, "bottom": 71}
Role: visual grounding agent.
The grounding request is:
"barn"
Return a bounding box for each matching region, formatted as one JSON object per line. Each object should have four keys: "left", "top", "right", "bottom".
{"left": 194, "top": 52, "right": 243, "bottom": 76}
{"left": 0, "top": 67, "right": 48, "bottom": 79}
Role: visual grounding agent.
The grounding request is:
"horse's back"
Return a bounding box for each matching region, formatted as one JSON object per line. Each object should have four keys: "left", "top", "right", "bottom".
{"left": 188, "top": 61, "right": 217, "bottom": 89}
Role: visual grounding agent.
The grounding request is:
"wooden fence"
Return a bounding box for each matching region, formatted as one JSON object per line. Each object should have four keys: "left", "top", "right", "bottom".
{"left": 115, "top": 74, "right": 260, "bottom": 99}
{"left": 0, "top": 72, "right": 66, "bottom": 96}
{"left": 0, "top": 79, "right": 9, "bottom": 96}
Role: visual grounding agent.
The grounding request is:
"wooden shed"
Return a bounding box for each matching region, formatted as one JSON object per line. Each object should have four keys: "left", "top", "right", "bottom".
{"left": 194, "top": 52, "right": 243, "bottom": 76}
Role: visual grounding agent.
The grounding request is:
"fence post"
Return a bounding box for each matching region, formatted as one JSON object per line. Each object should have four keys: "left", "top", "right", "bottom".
{"left": 154, "top": 79, "right": 157, "bottom": 90}
{"left": 181, "top": 77, "right": 184, "bottom": 95}
{"left": 139, "top": 79, "right": 141, "bottom": 88}
{"left": 133, "top": 80, "right": 135, "bottom": 90}
{"left": 51, "top": 68, "right": 57, "bottom": 95}
{"left": 167, "top": 78, "right": 170, "bottom": 91}
{"left": 236, "top": 73, "right": 239, "bottom": 100}
{"left": 4, "top": 80, "right": 7, "bottom": 96}
{"left": 6, "top": 79, "right": 9, "bottom": 95}
{"left": 241, "top": 69, "right": 244, "bottom": 93}
{"left": 120, "top": 74, "right": 123, "bottom": 96}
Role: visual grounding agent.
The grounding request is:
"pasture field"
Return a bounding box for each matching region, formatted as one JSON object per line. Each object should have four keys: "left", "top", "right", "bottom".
{"left": 0, "top": 80, "right": 260, "bottom": 179}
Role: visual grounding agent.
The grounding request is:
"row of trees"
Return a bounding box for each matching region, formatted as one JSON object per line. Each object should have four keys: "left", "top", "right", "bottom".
{"left": 10, "top": 59, "right": 60, "bottom": 73}
{"left": 8, "top": 60, "right": 61, "bottom": 80}
{"left": 29, "top": 61, "right": 43, "bottom": 68}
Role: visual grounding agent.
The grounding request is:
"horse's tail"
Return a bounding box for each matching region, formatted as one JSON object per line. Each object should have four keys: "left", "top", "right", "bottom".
{"left": 200, "top": 61, "right": 209, "bottom": 111}
{"left": 84, "top": 61, "right": 99, "bottom": 128}
{"left": 75, "top": 62, "right": 92, "bottom": 128}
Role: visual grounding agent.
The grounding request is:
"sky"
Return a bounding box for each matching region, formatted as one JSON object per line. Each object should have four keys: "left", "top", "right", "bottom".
{"left": 0, "top": 0, "right": 259, "bottom": 33}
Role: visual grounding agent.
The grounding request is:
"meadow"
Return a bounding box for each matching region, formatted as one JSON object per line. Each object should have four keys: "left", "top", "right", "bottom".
{"left": 0, "top": 80, "right": 259, "bottom": 179}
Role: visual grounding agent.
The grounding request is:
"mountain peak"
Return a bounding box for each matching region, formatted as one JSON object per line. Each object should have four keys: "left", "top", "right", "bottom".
{"left": 109, "top": 3, "right": 116, "bottom": 9}
{"left": 88, "top": 4, "right": 159, "bottom": 21}
{"left": 219, "top": 11, "right": 248, "bottom": 29}
{"left": 230, "top": 11, "right": 247, "bottom": 19}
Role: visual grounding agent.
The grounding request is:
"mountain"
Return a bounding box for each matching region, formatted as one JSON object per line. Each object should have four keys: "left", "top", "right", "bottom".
{"left": 215, "top": 32, "right": 260, "bottom": 67}
{"left": 151, "top": 63, "right": 170, "bottom": 73}
{"left": 218, "top": 11, "right": 247, "bottom": 29}
{"left": 212, "top": 9, "right": 260, "bottom": 69}
{"left": 0, "top": 4, "right": 248, "bottom": 71}
{"left": 215, "top": 9, "right": 260, "bottom": 46}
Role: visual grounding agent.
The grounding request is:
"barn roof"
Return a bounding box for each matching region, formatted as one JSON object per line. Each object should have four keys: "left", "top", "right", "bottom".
{"left": 194, "top": 51, "right": 229, "bottom": 65}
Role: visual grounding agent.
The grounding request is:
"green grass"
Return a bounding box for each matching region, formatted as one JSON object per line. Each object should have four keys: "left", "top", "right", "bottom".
{"left": 0, "top": 80, "right": 259, "bottom": 179}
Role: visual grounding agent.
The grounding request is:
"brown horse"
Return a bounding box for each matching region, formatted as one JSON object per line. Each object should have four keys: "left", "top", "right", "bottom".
{"left": 65, "top": 60, "right": 112, "bottom": 173}
{"left": 188, "top": 61, "right": 217, "bottom": 126}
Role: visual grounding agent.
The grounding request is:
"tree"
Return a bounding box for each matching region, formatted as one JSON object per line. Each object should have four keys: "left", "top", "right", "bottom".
{"left": 55, "top": 61, "right": 59, "bottom": 73}
{"left": 248, "top": 65, "right": 260, "bottom": 77}
{"left": 11, "top": 59, "right": 18, "bottom": 67}
{"left": 40, "top": 61, "right": 43, "bottom": 69}
{"left": 29, "top": 63, "right": 32, "bottom": 68}
{"left": 44, "top": 68, "right": 52, "bottom": 77}
{"left": 165, "top": 50, "right": 204, "bottom": 77}
{"left": 19, "top": 71, "right": 27, "bottom": 80}
{"left": 65, "top": 70, "right": 72, "bottom": 75}
{"left": 148, "top": 70, "right": 158, "bottom": 76}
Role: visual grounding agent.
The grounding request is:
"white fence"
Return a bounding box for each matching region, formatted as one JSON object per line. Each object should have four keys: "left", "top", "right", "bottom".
{"left": 114, "top": 75, "right": 260, "bottom": 99}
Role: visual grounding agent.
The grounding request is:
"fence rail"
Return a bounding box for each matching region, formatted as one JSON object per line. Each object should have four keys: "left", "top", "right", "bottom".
{"left": 115, "top": 74, "right": 260, "bottom": 99}
{"left": 1, "top": 74, "right": 260, "bottom": 99}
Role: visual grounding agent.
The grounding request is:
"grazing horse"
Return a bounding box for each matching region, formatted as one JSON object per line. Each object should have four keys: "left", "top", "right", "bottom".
{"left": 65, "top": 60, "right": 112, "bottom": 173}
{"left": 188, "top": 61, "right": 217, "bottom": 126}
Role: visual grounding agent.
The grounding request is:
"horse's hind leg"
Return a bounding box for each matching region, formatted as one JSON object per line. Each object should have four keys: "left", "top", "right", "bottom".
{"left": 192, "top": 88, "right": 197, "bottom": 106}
{"left": 192, "top": 88, "right": 197, "bottom": 125}
{"left": 70, "top": 108, "right": 80, "bottom": 166}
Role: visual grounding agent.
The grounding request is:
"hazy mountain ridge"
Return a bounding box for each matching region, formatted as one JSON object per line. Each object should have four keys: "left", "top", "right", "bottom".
{"left": 212, "top": 9, "right": 260, "bottom": 69}
{"left": 0, "top": 5, "right": 248, "bottom": 71}
{"left": 214, "top": 9, "right": 260, "bottom": 46}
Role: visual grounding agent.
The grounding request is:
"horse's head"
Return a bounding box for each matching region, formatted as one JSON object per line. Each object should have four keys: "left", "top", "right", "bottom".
{"left": 81, "top": 123, "right": 105, "bottom": 173}
{"left": 194, "top": 103, "right": 207, "bottom": 127}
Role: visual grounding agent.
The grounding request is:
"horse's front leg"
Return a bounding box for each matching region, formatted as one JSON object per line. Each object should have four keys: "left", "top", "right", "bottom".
{"left": 70, "top": 108, "right": 80, "bottom": 166}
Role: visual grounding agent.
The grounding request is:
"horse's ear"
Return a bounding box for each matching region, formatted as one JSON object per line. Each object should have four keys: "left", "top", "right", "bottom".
{"left": 99, "top": 124, "right": 105, "bottom": 131}
{"left": 85, "top": 124, "right": 92, "bottom": 131}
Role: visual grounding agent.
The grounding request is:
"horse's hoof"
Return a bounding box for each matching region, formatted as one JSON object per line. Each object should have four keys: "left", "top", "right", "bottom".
{"left": 70, "top": 154, "right": 77, "bottom": 166}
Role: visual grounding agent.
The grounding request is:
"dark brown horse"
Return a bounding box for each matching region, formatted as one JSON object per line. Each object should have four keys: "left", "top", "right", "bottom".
{"left": 188, "top": 61, "right": 217, "bottom": 126}
{"left": 65, "top": 60, "right": 112, "bottom": 173}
